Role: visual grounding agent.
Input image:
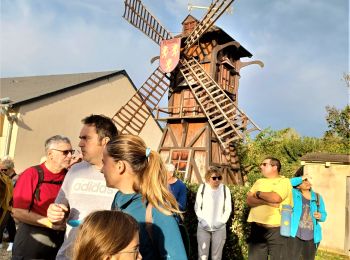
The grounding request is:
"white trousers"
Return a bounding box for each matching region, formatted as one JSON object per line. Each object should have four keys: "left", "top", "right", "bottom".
{"left": 197, "top": 224, "right": 226, "bottom": 260}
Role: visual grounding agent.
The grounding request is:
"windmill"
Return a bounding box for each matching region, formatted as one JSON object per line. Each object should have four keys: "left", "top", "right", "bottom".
{"left": 112, "top": 0, "right": 263, "bottom": 184}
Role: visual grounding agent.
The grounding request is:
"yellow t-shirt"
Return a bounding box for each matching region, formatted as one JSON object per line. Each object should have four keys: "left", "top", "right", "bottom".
{"left": 247, "top": 176, "right": 292, "bottom": 225}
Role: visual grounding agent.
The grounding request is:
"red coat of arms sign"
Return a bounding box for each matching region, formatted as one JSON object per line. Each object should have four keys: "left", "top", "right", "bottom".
{"left": 160, "top": 38, "right": 181, "bottom": 73}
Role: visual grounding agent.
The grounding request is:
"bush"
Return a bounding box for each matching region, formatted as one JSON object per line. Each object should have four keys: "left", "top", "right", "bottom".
{"left": 184, "top": 183, "right": 250, "bottom": 260}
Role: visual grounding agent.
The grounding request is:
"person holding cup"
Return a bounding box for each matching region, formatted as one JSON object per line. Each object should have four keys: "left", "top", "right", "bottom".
{"left": 288, "top": 166, "right": 327, "bottom": 260}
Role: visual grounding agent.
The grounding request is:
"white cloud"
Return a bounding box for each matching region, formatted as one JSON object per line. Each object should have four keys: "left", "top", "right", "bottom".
{"left": 1, "top": 0, "right": 348, "bottom": 137}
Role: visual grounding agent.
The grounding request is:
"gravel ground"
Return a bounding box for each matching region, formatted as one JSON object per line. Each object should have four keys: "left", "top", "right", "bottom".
{"left": 0, "top": 242, "right": 11, "bottom": 260}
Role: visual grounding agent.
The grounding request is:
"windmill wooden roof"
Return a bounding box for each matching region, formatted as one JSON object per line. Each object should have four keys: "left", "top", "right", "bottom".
{"left": 179, "top": 14, "right": 252, "bottom": 58}
{"left": 301, "top": 152, "right": 350, "bottom": 164}
{"left": 1, "top": 70, "right": 131, "bottom": 106}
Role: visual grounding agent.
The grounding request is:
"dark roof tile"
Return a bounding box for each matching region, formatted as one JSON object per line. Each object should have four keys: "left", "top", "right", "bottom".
{"left": 301, "top": 152, "right": 350, "bottom": 164}
{"left": 1, "top": 70, "right": 124, "bottom": 106}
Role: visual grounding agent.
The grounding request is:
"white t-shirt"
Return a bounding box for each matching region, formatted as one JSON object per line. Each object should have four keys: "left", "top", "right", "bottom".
{"left": 55, "top": 161, "right": 117, "bottom": 260}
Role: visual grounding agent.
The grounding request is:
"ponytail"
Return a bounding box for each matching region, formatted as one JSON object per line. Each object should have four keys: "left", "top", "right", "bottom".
{"left": 140, "top": 150, "right": 181, "bottom": 215}
{"left": 106, "top": 135, "right": 181, "bottom": 216}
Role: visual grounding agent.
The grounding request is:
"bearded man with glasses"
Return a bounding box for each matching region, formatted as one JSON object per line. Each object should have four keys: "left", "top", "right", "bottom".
{"left": 194, "top": 166, "right": 232, "bottom": 260}
{"left": 11, "top": 135, "right": 73, "bottom": 259}
{"left": 246, "top": 157, "right": 292, "bottom": 260}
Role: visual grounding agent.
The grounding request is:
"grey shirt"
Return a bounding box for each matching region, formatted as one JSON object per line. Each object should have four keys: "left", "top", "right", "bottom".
{"left": 296, "top": 196, "right": 314, "bottom": 241}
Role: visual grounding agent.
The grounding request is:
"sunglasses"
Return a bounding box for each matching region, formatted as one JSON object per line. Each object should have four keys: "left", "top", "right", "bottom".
{"left": 51, "top": 149, "right": 75, "bottom": 156}
{"left": 211, "top": 176, "right": 222, "bottom": 181}
{"left": 0, "top": 169, "right": 8, "bottom": 173}
{"left": 260, "top": 162, "right": 274, "bottom": 167}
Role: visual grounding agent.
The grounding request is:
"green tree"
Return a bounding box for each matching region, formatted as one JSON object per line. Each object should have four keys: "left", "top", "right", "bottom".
{"left": 324, "top": 105, "right": 350, "bottom": 142}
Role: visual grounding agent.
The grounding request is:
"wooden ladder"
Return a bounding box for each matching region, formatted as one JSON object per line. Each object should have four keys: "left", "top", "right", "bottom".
{"left": 112, "top": 67, "right": 170, "bottom": 135}
{"left": 180, "top": 58, "right": 260, "bottom": 150}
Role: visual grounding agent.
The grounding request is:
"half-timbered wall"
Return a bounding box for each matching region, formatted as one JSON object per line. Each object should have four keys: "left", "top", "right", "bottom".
{"left": 158, "top": 121, "right": 243, "bottom": 185}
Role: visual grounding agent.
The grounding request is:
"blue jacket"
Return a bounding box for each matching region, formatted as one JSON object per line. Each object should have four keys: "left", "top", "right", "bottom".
{"left": 169, "top": 179, "right": 187, "bottom": 211}
{"left": 290, "top": 177, "right": 327, "bottom": 244}
{"left": 112, "top": 192, "right": 187, "bottom": 260}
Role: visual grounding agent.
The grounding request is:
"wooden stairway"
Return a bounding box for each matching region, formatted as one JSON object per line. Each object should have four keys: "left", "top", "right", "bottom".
{"left": 180, "top": 58, "right": 260, "bottom": 150}
{"left": 112, "top": 67, "right": 170, "bottom": 135}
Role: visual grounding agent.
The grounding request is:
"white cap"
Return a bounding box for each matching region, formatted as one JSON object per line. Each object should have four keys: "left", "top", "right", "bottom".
{"left": 165, "top": 163, "right": 175, "bottom": 173}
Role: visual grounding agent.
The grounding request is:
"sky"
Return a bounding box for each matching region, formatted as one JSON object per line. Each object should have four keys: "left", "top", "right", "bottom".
{"left": 1, "top": 0, "right": 349, "bottom": 138}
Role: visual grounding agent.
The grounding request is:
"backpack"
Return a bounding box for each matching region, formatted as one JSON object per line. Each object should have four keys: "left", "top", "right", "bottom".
{"left": 145, "top": 203, "right": 190, "bottom": 258}
{"left": 200, "top": 183, "right": 227, "bottom": 213}
{"left": 28, "top": 165, "right": 64, "bottom": 211}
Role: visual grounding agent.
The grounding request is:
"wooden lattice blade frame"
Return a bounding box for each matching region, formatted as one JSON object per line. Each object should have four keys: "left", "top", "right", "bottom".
{"left": 112, "top": 67, "right": 170, "bottom": 135}
{"left": 123, "top": 0, "right": 173, "bottom": 46}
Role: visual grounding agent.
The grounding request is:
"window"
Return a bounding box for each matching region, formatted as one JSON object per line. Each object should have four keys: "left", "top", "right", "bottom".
{"left": 169, "top": 149, "right": 191, "bottom": 179}
{"left": 182, "top": 90, "right": 199, "bottom": 116}
{"left": 218, "top": 63, "right": 235, "bottom": 94}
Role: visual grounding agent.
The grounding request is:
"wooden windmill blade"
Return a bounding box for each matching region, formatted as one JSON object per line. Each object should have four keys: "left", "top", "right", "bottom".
{"left": 183, "top": 0, "right": 235, "bottom": 54}
{"left": 115, "top": 0, "right": 174, "bottom": 135}
{"left": 123, "top": 0, "right": 173, "bottom": 46}
{"left": 180, "top": 58, "right": 260, "bottom": 150}
{"left": 112, "top": 67, "right": 170, "bottom": 135}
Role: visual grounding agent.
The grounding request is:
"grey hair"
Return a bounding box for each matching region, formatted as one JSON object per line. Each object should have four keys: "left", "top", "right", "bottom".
{"left": 45, "top": 135, "right": 71, "bottom": 153}
{"left": 0, "top": 156, "right": 15, "bottom": 170}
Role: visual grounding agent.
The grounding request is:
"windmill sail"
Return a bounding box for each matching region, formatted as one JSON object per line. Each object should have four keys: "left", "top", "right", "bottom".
{"left": 184, "top": 0, "right": 235, "bottom": 53}
{"left": 112, "top": 67, "right": 170, "bottom": 134}
{"left": 123, "top": 0, "right": 173, "bottom": 46}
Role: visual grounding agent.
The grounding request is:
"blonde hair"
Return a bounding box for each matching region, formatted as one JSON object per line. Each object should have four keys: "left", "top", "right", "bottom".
{"left": 205, "top": 166, "right": 222, "bottom": 182}
{"left": 106, "top": 134, "right": 180, "bottom": 215}
{"left": 73, "top": 210, "right": 139, "bottom": 260}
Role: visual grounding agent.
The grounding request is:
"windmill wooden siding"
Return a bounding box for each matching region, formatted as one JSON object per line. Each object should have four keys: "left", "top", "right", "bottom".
{"left": 115, "top": 0, "right": 262, "bottom": 185}
{"left": 157, "top": 16, "right": 256, "bottom": 184}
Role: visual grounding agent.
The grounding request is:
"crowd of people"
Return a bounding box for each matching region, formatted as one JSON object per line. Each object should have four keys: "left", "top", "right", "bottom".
{"left": 0, "top": 114, "right": 327, "bottom": 260}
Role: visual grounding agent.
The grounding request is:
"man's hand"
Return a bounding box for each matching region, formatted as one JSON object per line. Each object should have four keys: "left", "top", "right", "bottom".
{"left": 313, "top": 211, "right": 321, "bottom": 220}
{"left": 47, "top": 203, "right": 69, "bottom": 224}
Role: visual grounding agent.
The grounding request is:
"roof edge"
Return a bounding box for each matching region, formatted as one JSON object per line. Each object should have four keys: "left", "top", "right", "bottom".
{"left": 10, "top": 70, "right": 127, "bottom": 107}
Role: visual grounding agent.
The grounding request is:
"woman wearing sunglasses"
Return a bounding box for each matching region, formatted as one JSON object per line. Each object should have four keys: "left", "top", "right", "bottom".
{"left": 194, "top": 166, "right": 232, "bottom": 260}
{"left": 73, "top": 210, "right": 142, "bottom": 260}
{"left": 288, "top": 166, "right": 327, "bottom": 260}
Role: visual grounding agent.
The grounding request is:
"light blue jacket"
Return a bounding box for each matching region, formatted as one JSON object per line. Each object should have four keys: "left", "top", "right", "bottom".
{"left": 290, "top": 177, "right": 327, "bottom": 244}
{"left": 112, "top": 192, "right": 187, "bottom": 260}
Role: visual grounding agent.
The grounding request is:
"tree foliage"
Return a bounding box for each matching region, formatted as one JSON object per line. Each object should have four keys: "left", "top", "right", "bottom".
{"left": 238, "top": 126, "right": 349, "bottom": 185}
{"left": 324, "top": 105, "right": 350, "bottom": 143}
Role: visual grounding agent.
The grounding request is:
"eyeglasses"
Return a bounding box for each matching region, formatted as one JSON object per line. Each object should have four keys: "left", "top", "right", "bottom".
{"left": 51, "top": 149, "right": 75, "bottom": 156}
{"left": 260, "top": 162, "right": 273, "bottom": 167}
{"left": 0, "top": 168, "right": 8, "bottom": 173}
{"left": 114, "top": 248, "right": 139, "bottom": 259}
{"left": 211, "top": 176, "right": 222, "bottom": 181}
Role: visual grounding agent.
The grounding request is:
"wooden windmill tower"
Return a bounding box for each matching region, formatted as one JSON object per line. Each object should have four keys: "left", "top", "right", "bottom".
{"left": 112, "top": 0, "right": 263, "bottom": 185}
